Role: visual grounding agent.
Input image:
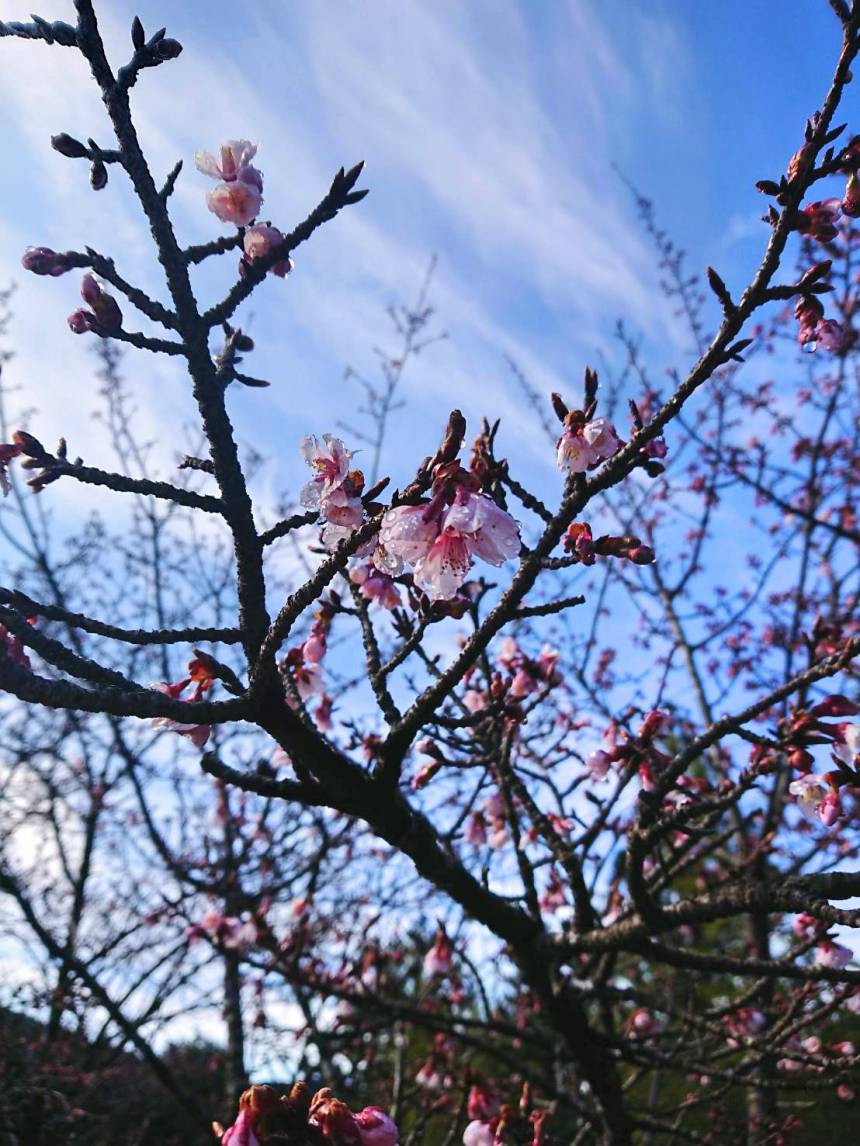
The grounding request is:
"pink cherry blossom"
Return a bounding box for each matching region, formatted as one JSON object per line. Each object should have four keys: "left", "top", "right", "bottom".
{"left": 423, "top": 928, "right": 454, "bottom": 977}
{"left": 380, "top": 490, "right": 518, "bottom": 600}
{"left": 379, "top": 502, "right": 442, "bottom": 565}
{"left": 196, "top": 140, "right": 264, "bottom": 226}
{"left": 463, "top": 1122, "right": 495, "bottom": 1146}
{"left": 355, "top": 1107, "right": 399, "bottom": 1146}
{"left": 814, "top": 318, "right": 850, "bottom": 353}
{"left": 222, "top": 1108, "right": 262, "bottom": 1146}
{"left": 413, "top": 526, "right": 473, "bottom": 600}
{"left": 293, "top": 659, "right": 324, "bottom": 701}
{"left": 195, "top": 139, "right": 260, "bottom": 183}
{"left": 583, "top": 417, "right": 621, "bottom": 459}
{"left": 793, "top": 913, "right": 819, "bottom": 938}
{"left": 206, "top": 180, "right": 262, "bottom": 227}
{"left": 586, "top": 748, "right": 613, "bottom": 781}
{"left": 350, "top": 563, "right": 402, "bottom": 610}
{"left": 443, "top": 489, "right": 520, "bottom": 566}
{"left": 557, "top": 417, "right": 620, "bottom": 474}
{"left": 300, "top": 434, "right": 353, "bottom": 510}
{"left": 243, "top": 223, "right": 293, "bottom": 278}
{"left": 833, "top": 723, "right": 860, "bottom": 768}
{"left": 816, "top": 938, "right": 852, "bottom": 969}
{"left": 303, "top": 632, "right": 327, "bottom": 663}
{"left": 149, "top": 680, "right": 211, "bottom": 749}
{"left": 464, "top": 689, "right": 488, "bottom": 713}
{"left": 467, "top": 1084, "right": 497, "bottom": 1122}
{"left": 464, "top": 811, "right": 487, "bottom": 845}
{"left": 788, "top": 774, "right": 840, "bottom": 825}
{"left": 627, "top": 1008, "right": 659, "bottom": 1036}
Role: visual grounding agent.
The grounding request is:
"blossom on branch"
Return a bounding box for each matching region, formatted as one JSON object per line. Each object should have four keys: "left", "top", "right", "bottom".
{"left": 556, "top": 416, "right": 621, "bottom": 474}
{"left": 242, "top": 224, "right": 293, "bottom": 278}
{"left": 196, "top": 139, "right": 263, "bottom": 226}
{"left": 380, "top": 479, "right": 519, "bottom": 601}
{"left": 300, "top": 434, "right": 365, "bottom": 549}
{"left": 68, "top": 274, "right": 122, "bottom": 335}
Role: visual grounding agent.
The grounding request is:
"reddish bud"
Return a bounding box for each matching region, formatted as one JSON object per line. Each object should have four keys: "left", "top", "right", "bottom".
{"left": 21, "top": 246, "right": 71, "bottom": 277}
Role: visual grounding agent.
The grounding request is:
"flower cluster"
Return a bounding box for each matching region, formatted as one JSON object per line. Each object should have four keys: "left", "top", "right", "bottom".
{"left": 285, "top": 603, "right": 334, "bottom": 729}
{"left": 379, "top": 473, "right": 520, "bottom": 602}
{"left": 463, "top": 1084, "right": 551, "bottom": 1146}
{"left": 196, "top": 139, "right": 263, "bottom": 227}
{"left": 556, "top": 415, "right": 620, "bottom": 474}
{"left": 150, "top": 652, "right": 218, "bottom": 748}
{"left": 68, "top": 273, "right": 122, "bottom": 335}
{"left": 300, "top": 434, "right": 366, "bottom": 550}
{"left": 769, "top": 696, "right": 860, "bottom": 826}
{"left": 585, "top": 710, "right": 672, "bottom": 789}
{"left": 188, "top": 908, "right": 258, "bottom": 951}
{"left": 216, "top": 1083, "right": 399, "bottom": 1146}
{"left": 496, "top": 637, "right": 561, "bottom": 699}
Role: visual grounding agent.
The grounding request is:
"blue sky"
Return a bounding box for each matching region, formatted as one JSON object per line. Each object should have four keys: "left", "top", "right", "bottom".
{"left": 0, "top": 0, "right": 857, "bottom": 1059}
{"left": 0, "top": 0, "right": 852, "bottom": 522}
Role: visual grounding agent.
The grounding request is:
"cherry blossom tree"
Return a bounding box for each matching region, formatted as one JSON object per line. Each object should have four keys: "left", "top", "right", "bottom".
{"left": 1, "top": 2, "right": 860, "bottom": 1144}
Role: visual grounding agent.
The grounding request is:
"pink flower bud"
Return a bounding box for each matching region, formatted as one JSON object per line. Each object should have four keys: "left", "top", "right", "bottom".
{"left": 463, "top": 1122, "right": 495, "bottom": 1146}
{"left": 80, "top": 273, "right": 102, "bottom": 306}
{"left": 21, "top": 246, "right": 71, "bottom": 276}
{"left": 67, "top": 308, "right": 93, "bottom": 334}
{"left": 303, "top": 633, "right": 327, "bottom": 663}
{"left": 355, "top": 1107, "right": 399, "bottom": 1146}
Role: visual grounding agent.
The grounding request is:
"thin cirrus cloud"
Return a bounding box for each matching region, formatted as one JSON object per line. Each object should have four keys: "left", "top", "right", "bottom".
{"left": 0, "top": 0, "right": 690, "bottom": 524}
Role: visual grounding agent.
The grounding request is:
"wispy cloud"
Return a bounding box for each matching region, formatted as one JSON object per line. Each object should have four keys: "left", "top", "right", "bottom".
{"left": 0, "top": 0, "right": 692, "bottom": 519}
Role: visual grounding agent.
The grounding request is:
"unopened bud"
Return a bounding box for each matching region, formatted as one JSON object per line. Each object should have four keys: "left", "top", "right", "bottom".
{"left": 67, "top": 308, "right": 93, "bottom": 335}
{"left": 788, "top": 747, "right": 815, "bottom": 772}
{"left": 12, "top": 431, "right": 46, "bottom": 459}
{"left": 811, "top": 694, "right": 860, "bottom": 718}
{"left": 21, "top": 246, "right": 70, "bottom": 277}
{"left": 81, "top": 273, "right": 102, "bottom": 306}
{"left": 155, "top": 37, "right": 183, "bottom": 59}
{"left": 131, "top": 15, "right": 145, "bottom": 50}
{"left": 550, "top": 391, "right": 569, "bottom": 423}
{"left": 289, "top": 1081, "right": 311, "bottom": 1114}
{"left": 627, "top": 545, "right": 655, "bottom": 565}
{"left": 90, "top": 160, "right": 108, "bottom": 191}
{"left": 51, "top": 133, "right": 88, "bottom": 159}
